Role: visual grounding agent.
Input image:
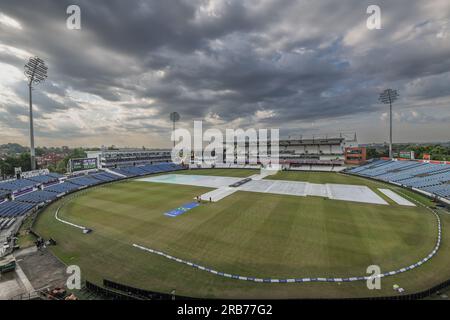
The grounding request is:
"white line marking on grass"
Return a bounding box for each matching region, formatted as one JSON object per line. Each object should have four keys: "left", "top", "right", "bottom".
{"left": 54, "top": 199, "right": 87, "bottom": 231}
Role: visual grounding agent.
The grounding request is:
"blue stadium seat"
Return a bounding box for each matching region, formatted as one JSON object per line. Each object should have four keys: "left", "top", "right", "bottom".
{"left": 26, "top": 174, "right": 61, "bottom": 184}
{"left": 67, "top": 175, "right": 102, "bottom": 187}
{"left": 0, "top": 179, "right": 38, "bottom": 192}
{"left": 0, "top": 201, "right": 35, "bottom": 218}
{"left": 91, "top": 172, "right": 121, "bottom": 182}
{"left": 16, "top": 190, "right": 58, "bottom": 204}
{"left": 0, "top": 164, "right": 184, "bottom": 218}
{"left": 349, "top": 160, "right": 450, "bottom": 200}
{"left": 45, "top": 182, "right": 80, "bottom": 194}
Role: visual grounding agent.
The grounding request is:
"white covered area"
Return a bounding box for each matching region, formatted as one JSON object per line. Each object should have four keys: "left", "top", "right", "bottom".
{"left": 239, "top": 180, "right": 308, "bottom": 197}
{"left": 249, "top": 168, "right": 279, "bottom": 181}
{"left": 326, "top": 184, "right": 387, "bottom": 204}
{"left": 139, "top": 174, "right": 388, "bottom": 205}
{"left": 240, "top": 180, "right": 387, "bottom": 205}
{"left": 378, "top": 189, "right": 416, "bottom": 206}
{"left": 199, "top": 187, "right": 237, "bottom": 202}
{"left": 138, "top": 174, "right": 241, "bottom": 188}
{"left": 305, "top": 183, "right": 329, "bottom": 197}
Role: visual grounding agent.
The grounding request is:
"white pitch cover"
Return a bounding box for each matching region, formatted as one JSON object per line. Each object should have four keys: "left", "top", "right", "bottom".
{"left": 378, "top": 189, "right": 416, "bottom": 206}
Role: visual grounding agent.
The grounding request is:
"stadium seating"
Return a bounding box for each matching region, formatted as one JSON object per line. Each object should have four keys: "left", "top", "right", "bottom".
{"left": 44, "top": 182, "right": 80, "bottom": 194}
{"left": 346, "top": 159, "right": 389, "bottom": 173}
{"left": 351, "top": 161, "right": 420, "bottom": 178}
{"left": 0, "top": 179, "right": 37, "bottom": 192}
{"left": 16, "top": 190, "right": 58, "bottom": 204}
{"left": 47, "top": 172, "right": 64, "bottom": 179}
{"left": 0, "top": 201, "right": 35, "bottom": 218}
{"left": 347, "top": 160, "right": 450, "bottom": 200}
{"left": 110, "top": 167, "right": 137, "bottom": 177}
{"left": 375, "top": 163, "right": 443, "bottom": 182}
{"left": 422, "top": 184, "right": 450, "bottom": 198}
{"left": 121, "top": 166, "right": 148, "bottom": 176}
{"left": 110, "top": 162, "right": 184, "bottom": 177}
{"left": 0, "top": 163, "right": 183, "bottom": 224}
{"left": 67, "top": 175, "right": 102, "bottom": 187}
{"left": 27, "top": 173, "right": 62, "bottom": 184}
{"left": 401, "top": 170, "right": 450, "bottom": 188}
{"left": 91, "top": 172, "right": 121, "bottom": 182}
{"left": 108, "top": 168, "right": 129, "bottom": 177}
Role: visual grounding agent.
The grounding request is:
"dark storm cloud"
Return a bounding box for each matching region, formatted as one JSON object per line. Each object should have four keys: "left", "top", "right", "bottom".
{"left": 0, "top": 0, "right": 449, "bottom": 145}
{"left": 12, "top": 84, "right": 76, "bottom": 113}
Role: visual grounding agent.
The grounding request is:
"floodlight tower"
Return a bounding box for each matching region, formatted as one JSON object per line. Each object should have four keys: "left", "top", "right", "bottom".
{"left": 169, "top": 112, "right": 180, "bottom": 148}
{"left": 379, "top": 89, "right": 399, "bottom": 159}
{"left": 24, "top": 57, "right": 48, "bottom": 170}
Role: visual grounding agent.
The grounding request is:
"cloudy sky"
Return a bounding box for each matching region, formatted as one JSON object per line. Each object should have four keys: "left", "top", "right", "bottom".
{"left": 0, "top": 0, "right": 449, "bottom": 148}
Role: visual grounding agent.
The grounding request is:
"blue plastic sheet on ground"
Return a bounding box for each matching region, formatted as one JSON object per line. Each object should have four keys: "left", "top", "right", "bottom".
{"left": 164, "top": 201, "right": 200, "bottom": 217}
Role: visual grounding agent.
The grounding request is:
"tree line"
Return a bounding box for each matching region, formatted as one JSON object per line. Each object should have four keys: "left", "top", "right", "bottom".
{"left": 0, "top": 148, "right": 87, "bottom": 178}
{"left": 366, "top": 144, "right": 450, "bottom": 161}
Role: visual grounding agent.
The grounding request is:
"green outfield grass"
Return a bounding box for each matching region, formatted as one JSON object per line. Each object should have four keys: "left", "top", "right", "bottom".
{"left": 33, "top": 169, "right": 450, "bottom": 299}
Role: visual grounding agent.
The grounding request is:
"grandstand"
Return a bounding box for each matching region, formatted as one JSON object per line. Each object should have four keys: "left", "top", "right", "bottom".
{"left": 191, "top": 134, "right": 358, "bottom": 172}
{"left": 0, "top": 173, "right": 63, "bottom": 197}
{"left": 44, "top": 182, "right": 80, "bottom": 195}
{"left": 0, "top": 179, "right": 37, "bottom": 192}
{"left": 0, "top": 162, "right": 184, "bottom": 223}
{"left": 68, "top": 175, "right": 103, "bottom": 187}
{"left": 347, "top": 159, "right": 450, "bottom": 201}
{"left": 15, "top": 190, "right": 58, "bottom": 204}
{"left": 279, "top": 133, "right": 358, "bottom": 167}
{"left": 109, "top": 162, "right": 184, "bottom": 177}
{"left": 86, "top": 149, "right": 172, "bottom": 168}
{"left": 90, "top": 172, "right": 120, "bottom": 182}
{"left": 0, "top": 201, "right": 35, "bottom": 218}
{"left": 26, "top": 173, "right": 62, "bottom": 185}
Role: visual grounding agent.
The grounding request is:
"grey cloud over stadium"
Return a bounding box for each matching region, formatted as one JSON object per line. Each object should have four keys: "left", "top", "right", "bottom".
{"left": 0, "top": 0, "right": 449, "bottom": 147}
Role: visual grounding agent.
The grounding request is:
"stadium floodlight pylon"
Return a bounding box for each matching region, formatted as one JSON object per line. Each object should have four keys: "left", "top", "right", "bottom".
{"left": 170, "top": 112, "right": 180, "bottom": 148}
{"left": 379, "top": 89, "right": 399, "bottom": 159}
{"left": 24, "top": 56, "right": 48, "bottom": 170}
